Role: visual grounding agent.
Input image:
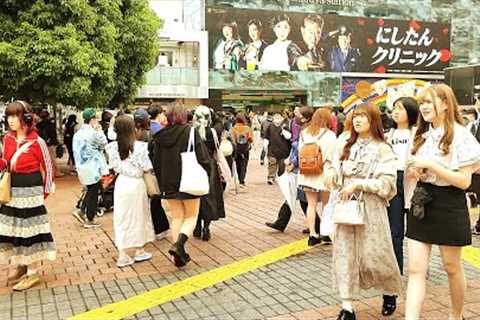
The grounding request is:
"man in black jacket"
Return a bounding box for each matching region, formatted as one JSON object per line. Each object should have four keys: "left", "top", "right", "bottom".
{"left": 264, "top": 113, "right": 291, "bottom": 185}
{"left": 37, "top": 109, "right": 62, "bottom": 177}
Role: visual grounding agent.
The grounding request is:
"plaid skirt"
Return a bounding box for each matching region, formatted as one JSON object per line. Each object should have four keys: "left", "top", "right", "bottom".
{"left": 0, "top": 172, "right": 56, "bottom": 265}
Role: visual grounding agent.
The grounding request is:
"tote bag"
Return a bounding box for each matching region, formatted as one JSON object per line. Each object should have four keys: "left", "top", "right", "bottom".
{"left": 211, "top": 129, "right": 232, "bottom": 180}
{"left": 179, "top": 127, "right": 210, "bottom": 196}
{"left": 144, "top": 171, "right": 160, "bottom": 197}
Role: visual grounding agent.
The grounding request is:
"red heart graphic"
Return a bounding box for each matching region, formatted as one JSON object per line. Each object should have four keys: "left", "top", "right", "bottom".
{"left": 377, "top": 18, "right": 385, "bottom": 26}
{"left": 367, "top": 38, "right": 374, "bottom": 45}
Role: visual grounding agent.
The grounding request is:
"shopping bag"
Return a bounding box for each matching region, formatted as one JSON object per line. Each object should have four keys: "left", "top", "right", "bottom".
{"left": 179, "top": 127, "right": 209, "bottom": 196}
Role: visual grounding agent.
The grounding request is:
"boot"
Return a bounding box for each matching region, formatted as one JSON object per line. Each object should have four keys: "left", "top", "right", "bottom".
{"left": 7, "top": 265, "right": 27, "bottom": 284}
{"left": 168, "top": 233, "right": 189, "bottom": 267}
{"left": 202, "top": 222, "right": 211, "bottom": 241}
{"left": 193, "top": 219, "right": 202, "bottom": 239}
{"left": 337, "top": 309, "right": 356, "bottom": 320}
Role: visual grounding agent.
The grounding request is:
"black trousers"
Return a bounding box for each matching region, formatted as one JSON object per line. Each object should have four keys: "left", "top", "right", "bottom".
{"left": 150, "top": 197, "right": 170, "bottom": 235}
{"left": 272, "top": 200, "right": 320, "bottom": 233}
{"left": 387, "top": 171, "right": 406, "bottom": 274}
{"left": 235, "top": 151, "right": 249, "bottom": 184}
{"left": 83, "top": 182, "right": 100, "bottom": 221}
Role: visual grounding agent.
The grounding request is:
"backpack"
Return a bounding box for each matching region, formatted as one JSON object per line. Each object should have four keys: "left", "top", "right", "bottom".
{"left": 235, "top": 131, "right": 249, "bottom": 154}
{"left": 299, "top": 130, "right": 327, "bottom": 175}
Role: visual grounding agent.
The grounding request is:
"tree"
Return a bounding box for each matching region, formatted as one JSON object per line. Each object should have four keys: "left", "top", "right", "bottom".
{"left": 0, "top": 0, "right": 161, "bottom": 109}
{"left": 108, "top": 0, "right": 162, "bottom": 109}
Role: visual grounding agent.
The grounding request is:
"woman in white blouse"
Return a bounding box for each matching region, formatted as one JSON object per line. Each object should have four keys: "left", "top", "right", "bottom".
{"left": 405, "top": 84, "right": 480, "bottom": 320}
{"left": 106, "top": 116, "right": 155, "bottom": 268}
{"left": 383, "top": 97, "right": 419, "bottom": 315}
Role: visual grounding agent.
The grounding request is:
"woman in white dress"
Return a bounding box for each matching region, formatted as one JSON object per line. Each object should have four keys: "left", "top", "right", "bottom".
{"left": 106, "top": 115, "right": 155, "bottom": 268}
{"left": 259, "top": 14, "right": 302, "bottom": 71}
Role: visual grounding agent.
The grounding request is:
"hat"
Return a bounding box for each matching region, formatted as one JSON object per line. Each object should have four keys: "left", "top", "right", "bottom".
{"left": 82, "top": 108, "right": 96, "bottom": 122}
{"left": 134, "top": 108, "right": 149, "bottom": 123}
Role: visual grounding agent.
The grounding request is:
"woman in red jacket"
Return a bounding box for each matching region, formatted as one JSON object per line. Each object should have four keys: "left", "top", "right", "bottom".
{"left": 0, "top": 101, "right": 55, "bottom": 291}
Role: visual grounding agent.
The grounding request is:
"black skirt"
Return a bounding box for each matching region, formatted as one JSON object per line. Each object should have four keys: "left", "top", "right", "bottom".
{"left": 406, "top": 182, "right": 471, "bottom": 246}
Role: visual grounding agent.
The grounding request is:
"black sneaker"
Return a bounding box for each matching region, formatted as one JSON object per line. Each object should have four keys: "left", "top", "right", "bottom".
{"left": 337, "top": 309, "right": 356, "bottom": 320}
{"left": 307, "top": 236, "right": 322, "bottom": 247}
{"left": 302, "top": 228, "right": 309, "bottom": 234}
{"left": 382, "top": 295, "right": 397, "bottom": 316}
{"left": 472, "top": 226, "right": 480, "bottom": 235}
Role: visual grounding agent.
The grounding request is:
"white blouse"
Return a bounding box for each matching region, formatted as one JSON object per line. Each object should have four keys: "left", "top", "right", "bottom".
{"left": 105, "top": 141, "right": 153, "bottom": 178}
{"left": 259, "top": 40, "right": 291, "bottom": 71}
{"left": 415, "top": 123, "right": 480, "bottom": 186}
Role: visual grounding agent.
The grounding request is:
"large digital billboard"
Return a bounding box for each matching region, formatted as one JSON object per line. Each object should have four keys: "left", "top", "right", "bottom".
{"left": 206, "top": 7, "right": 451, "bottom": 74}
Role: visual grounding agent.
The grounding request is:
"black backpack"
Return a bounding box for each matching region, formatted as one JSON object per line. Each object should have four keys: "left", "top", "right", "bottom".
{"left": 236, "top": 132, "right": 249, "bottom": 154}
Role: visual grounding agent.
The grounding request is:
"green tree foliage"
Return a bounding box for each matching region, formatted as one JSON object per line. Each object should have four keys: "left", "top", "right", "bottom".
{"left": 0, "top": 0, "right": 161, "bottom": 109}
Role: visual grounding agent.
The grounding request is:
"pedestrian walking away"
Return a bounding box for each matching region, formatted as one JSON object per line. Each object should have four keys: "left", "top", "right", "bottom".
{"left": 106, "top": 115, "right": 155, "bottom": 268}
{"left": 150, "top": 103, "right": 211, "bottom": 267}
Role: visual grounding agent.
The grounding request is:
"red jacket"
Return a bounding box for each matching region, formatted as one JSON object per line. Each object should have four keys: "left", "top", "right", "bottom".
{"left": 0, "top": 130, "right": 55, "bottom": 197}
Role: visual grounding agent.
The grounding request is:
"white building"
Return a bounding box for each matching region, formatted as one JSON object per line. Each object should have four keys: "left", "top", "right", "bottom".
{"left": 136, "top": 0, "right": 208, "bottom": 106}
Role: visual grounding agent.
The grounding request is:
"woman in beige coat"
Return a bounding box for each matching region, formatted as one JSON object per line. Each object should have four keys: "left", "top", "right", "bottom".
{"left": 297, "top": 108, "right": 337, "bottom": 246}
{"left": 328, "top": 103, "right": 402, "bottom": 320}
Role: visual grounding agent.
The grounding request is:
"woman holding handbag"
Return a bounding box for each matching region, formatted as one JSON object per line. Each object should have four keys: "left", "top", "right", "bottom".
{"left": 328, "top": 103, "right": 402, "bottom": 320}
{"left": 405, "top": 84, "right": 480, "bottom": 320}
{"left": 105, "top": 115, "right": 155, "bottom": 268}
{"left": 0, "top": 101, "right": 55, "bottom": 291}
{"left": 150, "top": 103, "right": 211, "bottom": 267}
{"left": 192, "top": 106, "right": 225, "bottom": 241}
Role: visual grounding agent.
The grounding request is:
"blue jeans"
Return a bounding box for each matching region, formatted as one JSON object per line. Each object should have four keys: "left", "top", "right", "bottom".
{"left": 387, "top": 171, "right": 406, "bottom": 274}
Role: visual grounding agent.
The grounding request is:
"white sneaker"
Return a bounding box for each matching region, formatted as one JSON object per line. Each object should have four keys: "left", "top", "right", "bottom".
{"left": 156, "top": 230, "right": 170, "bottom": 240}
{"left": 134, "top": 252, "right": 152, "bottom": 262}
{"left": 72, "top": 210, "right": 86, "bottom": 224}
{"left": 116, "top": 255, "right": 135, "bottom": 268}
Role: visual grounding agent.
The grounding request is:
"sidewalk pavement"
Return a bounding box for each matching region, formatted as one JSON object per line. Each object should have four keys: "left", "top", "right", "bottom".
{"left": 1, "top": 155, "right": 480, "bottom": 320}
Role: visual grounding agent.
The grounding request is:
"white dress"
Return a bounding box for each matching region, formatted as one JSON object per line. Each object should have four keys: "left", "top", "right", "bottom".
{"left": 106, "top": 141, "right": 155, "bottom": 250}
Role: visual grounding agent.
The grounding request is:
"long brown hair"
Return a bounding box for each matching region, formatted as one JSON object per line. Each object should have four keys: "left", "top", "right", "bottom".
{"left": 341, "top": 103, "right": 385, "bottom": 160}
{"left": 114, "top": 115, "right": 136, "bottom": 160}
{"left": 305, "top": 108, "right": 331, "bottom": 136}
{"left": 343, "top": 110, "right": 353, "bottom": 133}
{"left": 411, "top": 84, "right": 463, "bottom": 155}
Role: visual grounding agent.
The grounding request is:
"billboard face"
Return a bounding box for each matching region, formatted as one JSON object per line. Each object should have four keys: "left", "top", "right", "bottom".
{"left": 206, "top": 7, "right": 451, "bottom": 74}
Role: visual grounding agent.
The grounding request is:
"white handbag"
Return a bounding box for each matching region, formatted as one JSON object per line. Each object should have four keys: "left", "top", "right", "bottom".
{"left": 219, "top": 134, "right": 234, "bottom": 157}
{"left": 332, "top": 193, "right": 366, "bottom": 225}
{"left": 179, "top": 127, "right": 210, "bottom": 196}
{"left": 332, "top": 157, "right": 378, "bottom": 226}
{"left": 211, "top": 129, "right": 232, "bottom": 180}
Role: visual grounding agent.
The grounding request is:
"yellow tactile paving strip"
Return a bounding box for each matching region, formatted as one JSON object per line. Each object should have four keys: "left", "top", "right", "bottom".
{"left": 69, "top": 238, "right": 311, "bottom": 320}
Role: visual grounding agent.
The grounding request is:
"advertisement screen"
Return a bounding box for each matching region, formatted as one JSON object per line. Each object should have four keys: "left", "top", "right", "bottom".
{"left": 206, "top": 7, "right": 451, "bottom": 74}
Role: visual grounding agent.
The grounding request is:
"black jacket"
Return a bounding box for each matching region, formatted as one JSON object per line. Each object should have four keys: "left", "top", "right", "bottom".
{"left": 37, "top": 118, "right": 58, "bottom": 146}
{"left": 265, "top": 123, "right": 291, "bottom": 159}
{"left": 150, "top": 124, "right": 210, "bottom": 199}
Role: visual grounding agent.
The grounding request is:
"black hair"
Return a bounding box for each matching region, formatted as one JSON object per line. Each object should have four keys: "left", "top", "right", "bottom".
{"left": 392, "top": 97, "right": 420, "bottom": 128}
{"left": 147, "top": 105, "right": 161, "bottom": 120}
{"left": 247, "top": 19, "right": 262, "bottom": 30}
{"left": 304, "top": 14, "right": 324, "bottom": 30}
{"left": 271, "top": 14, "right": 290, "bottom": 29}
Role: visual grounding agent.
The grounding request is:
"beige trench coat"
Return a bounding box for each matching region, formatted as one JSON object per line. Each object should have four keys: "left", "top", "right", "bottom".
{"left": 330, "top": 139, "right": 403, "bottom": 299}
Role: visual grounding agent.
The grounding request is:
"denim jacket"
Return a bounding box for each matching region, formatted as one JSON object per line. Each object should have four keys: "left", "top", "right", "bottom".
{"left": 73, "top": 124, "right": 108, "bottom": 185}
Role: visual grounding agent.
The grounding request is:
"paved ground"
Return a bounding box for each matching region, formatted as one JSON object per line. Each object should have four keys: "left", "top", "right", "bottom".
{"left": 1, "top": 143, "right": 480, "bottom": 320}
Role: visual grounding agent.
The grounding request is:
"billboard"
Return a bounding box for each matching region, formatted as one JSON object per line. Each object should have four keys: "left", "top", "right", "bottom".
{"left": 206, "top": 7, "right": 451, "bottom": 74}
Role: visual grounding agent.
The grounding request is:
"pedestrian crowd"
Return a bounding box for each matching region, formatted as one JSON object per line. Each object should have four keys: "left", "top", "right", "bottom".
{"left": 0, "top": 83, "right": 480, "bottom": 320}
